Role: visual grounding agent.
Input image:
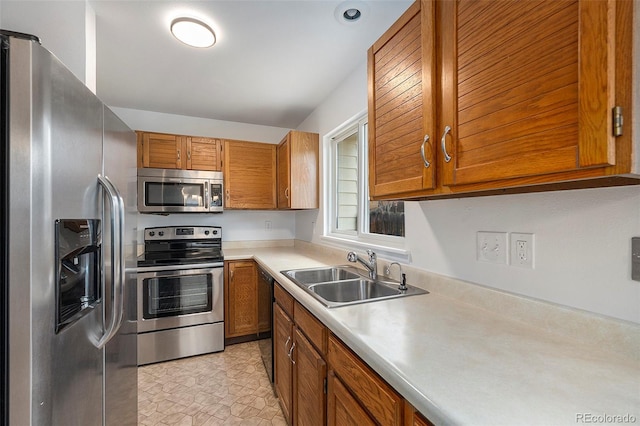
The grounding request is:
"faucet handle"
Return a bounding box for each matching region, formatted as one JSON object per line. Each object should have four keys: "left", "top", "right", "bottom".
{"left": 366, "top": 250, "right": 376, "bottom": 262}
{"left": 347, "top": 251, "right": 357, "bottom": 262}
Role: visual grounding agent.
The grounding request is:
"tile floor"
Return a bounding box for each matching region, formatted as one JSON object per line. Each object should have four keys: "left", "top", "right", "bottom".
{"left": 137, "top": 341, "right": 286, "bottom": 426}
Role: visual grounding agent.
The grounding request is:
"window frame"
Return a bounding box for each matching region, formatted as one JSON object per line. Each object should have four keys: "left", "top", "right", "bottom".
{"left": 323, "top": 110, "right": 409, "bottom": 260}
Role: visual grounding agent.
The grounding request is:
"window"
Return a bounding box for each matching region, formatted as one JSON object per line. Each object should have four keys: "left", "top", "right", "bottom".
{"left": 326, "top": 111, "right": 405, "bottom": 250}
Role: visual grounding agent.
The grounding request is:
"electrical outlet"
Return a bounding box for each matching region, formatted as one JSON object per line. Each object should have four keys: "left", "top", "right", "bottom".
{"left": 477, "top": 232, "right": 508, "bottom": 264}
{"left": 510, "top": 233, "right": 534, "bottom": 268}
{"left": 265, "top": 220, "right": 272, "bottom": 231}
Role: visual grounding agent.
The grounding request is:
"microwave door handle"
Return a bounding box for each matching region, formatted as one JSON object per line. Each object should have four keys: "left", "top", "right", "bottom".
{"left": 95, "top": 175, "right": 125, "bottom": 349}
{"left": 204, "top": 182, "right": 209, "bottom": 210}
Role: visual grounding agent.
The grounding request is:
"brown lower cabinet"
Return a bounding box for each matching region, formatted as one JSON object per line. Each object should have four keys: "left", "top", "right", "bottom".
{"left": 225, "top": 260, "right": 258, "bottom": 339}
{"left": 327, "top": 334, "right": 403, "bottom": 425}
{"left": 274, "top": 283, "right": 327, "bottom": 426}
{"left": 327, "top": 370, "right": 376, "bottom": 425}
{"left": 274, "top": 282, "right": 435, "bottom": 426}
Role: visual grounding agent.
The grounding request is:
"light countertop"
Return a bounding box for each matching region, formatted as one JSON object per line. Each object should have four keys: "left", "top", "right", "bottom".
{"left": 224, "top": 242, "right": 640, "bottom": 425}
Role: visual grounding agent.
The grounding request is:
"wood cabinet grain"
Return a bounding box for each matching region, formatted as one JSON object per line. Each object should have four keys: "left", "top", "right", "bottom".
{"left": 186, "top": 136, "right": 222, "bottom": 171}
{"left": 224, "top": 260, "right": 258, "bottom": 338}
{"left": 274, "top": 302, "right": 294, "bottom": 424}
{"left": 274, "top": 284, "right": 328, "bottom": 426}
{"left": 293, "top": 328, "right": 326, "bottom": 426}
{"left": 328, "top": 334, "right": 403, "bottom": 426}
{"left": 137, "top": 131, "right": 222, "bottom": 171}
{"left": 223, "top": 139, "right": 277, "bottom": 209}
{"left": 327, "top": 371, "right": 376, "bottom": 426}
{"left": 277, "top": 130, "right": 319, "bottom": 209}
{"left": 368, "top": 0, "right": 436, "bottom": 198}
{"left": 368, "top": 0, "right": 637, "bottom": 200}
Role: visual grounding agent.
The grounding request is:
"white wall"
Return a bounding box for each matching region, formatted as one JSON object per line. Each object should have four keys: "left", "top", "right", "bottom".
{"left": 0, "top": 0, "right": 96, "bottom": 91}
{"left": 296, "top": 53, "right": 640, "bottom": 325}
{"left": 111, "top": 107, "right": 297, "bottom": 246}
{"left": 112, "top": 107, "right": 290, "bottom": 144}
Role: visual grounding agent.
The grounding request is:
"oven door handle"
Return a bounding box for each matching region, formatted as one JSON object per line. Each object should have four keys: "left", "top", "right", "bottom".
{"left": 95, "top": 174, "right": 125, "bottom": 349}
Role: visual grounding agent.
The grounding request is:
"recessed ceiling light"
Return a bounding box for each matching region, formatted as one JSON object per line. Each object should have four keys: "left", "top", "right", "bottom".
{"left": 170, "top": 17, "right": 216, "bottom": 48}
{"left": 334, "top": 1, "right": 369, "bottom": 25}
{"left": 343, "top": 8, "right": 361, "bottom": 21}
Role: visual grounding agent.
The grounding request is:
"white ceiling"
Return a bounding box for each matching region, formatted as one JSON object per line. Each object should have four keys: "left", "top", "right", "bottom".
{"left": 89, "top": 0, "right": 413, "bottom": 129}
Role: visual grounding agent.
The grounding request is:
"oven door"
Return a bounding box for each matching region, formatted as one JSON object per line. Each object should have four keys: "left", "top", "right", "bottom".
{"left": 136, "top": 265, "right": 223, "bottom": 333}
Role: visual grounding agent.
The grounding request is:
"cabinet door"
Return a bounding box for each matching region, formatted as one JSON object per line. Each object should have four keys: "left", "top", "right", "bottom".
{"left": 186, "top": 137, "right": 222, "bottom": 171}
{"left": 404, "top": 401, "right": 434, "bottom": 426}
{"left": 224, "top": 140, "right": 277, "bottom": 209}
{"left": 277, "top": 136, "right": 291, "bottom": 208}
{"left": 140, "top": 132, "right": 184, "bottom": 169}
{"left": 277, "top": 131, "right": 319, "bottom": 209}
{"left": 274, "top": 304, "right": 294, "bottom": 424}
{"left": 327, "top": 371, "right": 375, "bottom": 426}
{"left": 439, "top": 0, "right": 616, "bottom": 186}
{"left": 328, "top": 335, "right": 403, "bottom": 425}
{"left": 368, "top": 0, "right": 436, "bottom": 198}
{"left": 293, "top": 328, "right": 326, "bottom": 426}
{"left": 225, "top": 261, "right": 258, "bottom": 338}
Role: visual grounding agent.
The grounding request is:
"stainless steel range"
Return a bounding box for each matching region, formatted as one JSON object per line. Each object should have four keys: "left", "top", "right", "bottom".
{"left": 136, "top": 226, "right": 224, "bottom": 365}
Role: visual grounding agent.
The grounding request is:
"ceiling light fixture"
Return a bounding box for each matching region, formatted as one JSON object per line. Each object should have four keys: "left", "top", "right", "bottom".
{"left": 170, "top": 17, "right": 216, "bottom": 48}
{"left": 334, "top": 1, "right": 369, "bottom": 25}
{"left": 343, "top": 8, "right": 361, "bottom": 21}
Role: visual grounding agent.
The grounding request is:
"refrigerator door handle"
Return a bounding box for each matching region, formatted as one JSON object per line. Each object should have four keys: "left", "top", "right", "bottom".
{"left": 95, "top": 174, "right": 125, "bottom": 349}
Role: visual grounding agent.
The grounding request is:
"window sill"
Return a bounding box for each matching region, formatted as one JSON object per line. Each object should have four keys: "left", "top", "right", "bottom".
{"left": 320, "top": 235, "right": 411, "bottom": 263}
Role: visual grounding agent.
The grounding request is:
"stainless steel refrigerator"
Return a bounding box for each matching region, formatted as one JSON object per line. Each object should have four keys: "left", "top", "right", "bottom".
{"left": 0, "top": 30, "right": 138, "bottom": 425}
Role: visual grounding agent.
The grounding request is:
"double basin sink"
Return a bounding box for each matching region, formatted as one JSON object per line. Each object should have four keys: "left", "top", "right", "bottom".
{"left": 281, "top": 265, "right": 428, "bottom": 308}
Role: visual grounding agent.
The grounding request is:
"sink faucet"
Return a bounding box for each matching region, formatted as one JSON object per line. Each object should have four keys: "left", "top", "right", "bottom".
{"left": 386, "top": 262, "right": 408, "bottom": 291}
{"left": 347, "top": 250, "right": 377, "bottom": 280}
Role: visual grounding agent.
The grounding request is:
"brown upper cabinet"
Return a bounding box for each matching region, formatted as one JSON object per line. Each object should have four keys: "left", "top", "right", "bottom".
{"left": 368, "top": 1, "right": 436, "bottom": 198}
{"left": 137, "top": 131, "right": 222, "bottom": 171}
{"left": 277, "top": 130, "right": 320, "bottom": 209}
{"left": 223, "top": 139, "right": 277, "bottom": 209}
{"left": 368, "top": 0, "right": 636, "bottom": 200}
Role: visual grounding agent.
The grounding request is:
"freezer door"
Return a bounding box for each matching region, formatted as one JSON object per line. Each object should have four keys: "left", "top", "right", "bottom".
{"left": 102, "top": 106, "right": 138, "bottom": 425}
{"left": 8, "top": 38, "right": 104, "bottom": 425}
{"left": 31, "top": 38, "right": 104, "bottom": 425}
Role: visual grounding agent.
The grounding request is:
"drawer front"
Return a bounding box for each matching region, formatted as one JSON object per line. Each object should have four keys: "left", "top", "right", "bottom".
{"left": 294, "top": 300, "right": 327, "bottom": 355}
{"left": 274, "top": 282, "right": 294, "bottom": 317}
{"left": 328, "top": 334, "right": 403, "bottom": 426}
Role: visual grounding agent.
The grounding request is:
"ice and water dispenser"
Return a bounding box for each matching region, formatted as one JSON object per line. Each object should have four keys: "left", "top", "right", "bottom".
{"left": 54, "top": 219, "right": 101, "bottom": 332}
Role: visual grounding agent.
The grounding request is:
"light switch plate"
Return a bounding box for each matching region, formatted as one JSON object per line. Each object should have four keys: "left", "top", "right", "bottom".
{"left": 477, "top": 232, "right": 508, "bottom": 264}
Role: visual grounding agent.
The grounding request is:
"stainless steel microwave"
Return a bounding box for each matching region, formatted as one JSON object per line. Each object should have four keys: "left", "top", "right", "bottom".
{"left": 137, "top": 168, "right": 223, "bottom": 213}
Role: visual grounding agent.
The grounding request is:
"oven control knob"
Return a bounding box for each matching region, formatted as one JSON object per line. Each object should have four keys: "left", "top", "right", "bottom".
{"left": 158, "top": 231, "right": 164, "bottom": 236}
{"left": 149, "top": 231, "right": 155, "bottom": 237}
{"left": 204, "top": 230, "right": 210, "bottom": 235}
{"left": 213, "top": 230, "right": 218, "bottom": 235}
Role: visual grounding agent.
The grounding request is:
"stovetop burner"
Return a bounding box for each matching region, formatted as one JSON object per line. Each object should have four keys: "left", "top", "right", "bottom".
{"left": 137, "top": 226, "right": 223, "bottom": 268}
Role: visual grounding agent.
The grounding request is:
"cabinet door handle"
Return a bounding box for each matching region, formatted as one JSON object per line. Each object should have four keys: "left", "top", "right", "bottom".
{"left": 285, "top": 187, "right": 289, "bottom": 199}
{"left": 288, "top": 342, "right": 296, "bottom": 364}
{"left": 226, "top": 189, "right": 230, "bottom": 200}
{"left": 230, "top": 270, "right": 234, "bottom": 281}
{"left": 441, "top": 126, "right": 452, "bottom": 163}
{"left": 284, "top": 336, "right": 291, "bottom": 351}
{"left": 177, "top": 149, "right": 181, "bottom": 161}
{"left": 420, "top": 134, "right": 431, "bottom": 168}
{"left": 187, "top": 151, "right": 191, "bottom": 160}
